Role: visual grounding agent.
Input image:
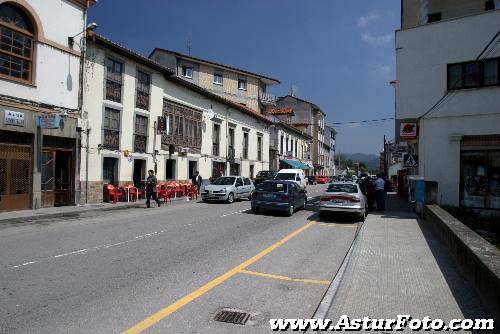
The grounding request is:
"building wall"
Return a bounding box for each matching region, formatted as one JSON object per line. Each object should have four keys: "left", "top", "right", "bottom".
{"left": 82, "top": 43, "right": 270, "bottom": 203}
{"left": 396, "top": 10, "right": 500, "bottom": 206}
{"left": 0, "top": 0, "right": 85, "bottom": 110}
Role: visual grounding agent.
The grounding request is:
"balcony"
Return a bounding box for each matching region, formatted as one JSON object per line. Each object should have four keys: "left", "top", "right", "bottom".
{"left": 103, "top": 129, "right": 120, "bottom": 151}
{"left": 259, "top": 91, "right": 277, "bottom": 105}
{"left": 212, "top": 143, "right": 220, "bottom": 157}
{"left": 136, "top": 91, "right": 149, "bottom": 110}
{"left": 227, "top": 147, "right": 235, "bottom": 162}
{"left": 134, "top": 135, "right": 147, "bottom": 153}
{"left": 106, "top": 81, "right": 122, "bottom": 103}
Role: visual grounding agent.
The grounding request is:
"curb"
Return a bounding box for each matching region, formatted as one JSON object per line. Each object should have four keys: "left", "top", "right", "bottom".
{"left": 311, "top": 216, "right": 365, "bottom": 320}
{"left": 0, "top": 196, "right": 194, "bottom": 225}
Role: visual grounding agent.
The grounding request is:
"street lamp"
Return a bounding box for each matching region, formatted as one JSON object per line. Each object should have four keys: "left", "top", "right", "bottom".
{"left": 68, "top": 22, "right": 98, "bottom": 48}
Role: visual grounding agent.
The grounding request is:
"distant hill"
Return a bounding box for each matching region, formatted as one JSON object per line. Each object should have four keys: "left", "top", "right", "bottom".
{"left": 340, "top": 153, "right": 379, "bottom": 172}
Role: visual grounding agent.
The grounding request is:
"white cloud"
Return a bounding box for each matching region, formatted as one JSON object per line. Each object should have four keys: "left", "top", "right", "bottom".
{"left": 361, "top": 33, "right": 393, "bottom": 46}
{"left": 357, "top": 11, "right": 381, "bottom": 28}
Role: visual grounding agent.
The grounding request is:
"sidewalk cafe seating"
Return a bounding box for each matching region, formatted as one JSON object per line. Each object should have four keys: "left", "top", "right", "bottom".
{"left": 106, "top": 184, "right": 124, "bottom": 203}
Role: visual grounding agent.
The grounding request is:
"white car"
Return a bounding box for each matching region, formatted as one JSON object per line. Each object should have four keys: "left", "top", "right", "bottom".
{"left": 319, "top": 182, "right": 367, "bottom": 221}
{"left": 274, "top": 169, "right": 307, "bottom": 190}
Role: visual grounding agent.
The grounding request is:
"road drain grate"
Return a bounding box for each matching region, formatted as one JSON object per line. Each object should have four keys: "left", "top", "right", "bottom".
{"left": 214, "top": 309, "right": 251, "bottom": 325}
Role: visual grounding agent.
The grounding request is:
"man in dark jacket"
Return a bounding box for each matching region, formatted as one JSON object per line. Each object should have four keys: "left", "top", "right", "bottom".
{"left": 146, "top": 169, "right": 161, "bottom": 208}
{"left": 191, "top": 171, "right": 203, "bottom": 194}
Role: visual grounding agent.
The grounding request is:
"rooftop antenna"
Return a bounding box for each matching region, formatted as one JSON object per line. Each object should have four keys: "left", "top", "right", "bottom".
{"left": 186, "top": 34, "right": 192, "bottom": 56}
{"left": 290, "top": 82, "right": 298, "bottom": 97}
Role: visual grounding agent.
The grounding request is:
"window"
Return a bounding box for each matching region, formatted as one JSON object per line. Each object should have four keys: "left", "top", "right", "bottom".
{"left": 485, "top": 0, "right": 495, "bottom": 10}
{"left": 235, "top": 177, "right": 243, "bottom": 187}
{"left": 134, "top": 115, "right": 148, "bottom": 153}
{"left": 165, "top": 159, "right": 176, "bottom": 180}
{"left": 290, "top": 140, "right": 294, "bottom": 157}
{"left": 243, "top": 177, "right": 251, "bottom": 186}
{"left": 212, "top": 123, "right": 220, "bottom": 156}
{"left": 448, "top": 58, "right": 500, "bottom": 90}
{"left": 427, "top": 12, "right": 441, "bottom": 23}
{"left": 461, "top": 151, "right": 500, "bottom": 209}
{"left": 238, "top": 78, "right": 247, "bottom": 90}
{"left": 105, "top": 58, "right": 123, "bottom": 102}
{"left": 212, "top": 161, "right": 225, "bottom": 178}
{"left": 182, "top": 66, "right": 193, "bottom": 78}
{"left": 280, "top": 135, "right": 284, "bottom": 154}
{"left": 228, "top": 128, "right": 235, "bottom": 159}
{"left": 103, "top": 157, "right": 118, "bottom": 185}
{"left": 257, "top": 136, "right": 263, "bottom": 161}
{"left": 213, "top": 72, "right": 223, "bottom": 85}
{"left": 0, "top": 3, "right": 34, "bottom": 83}
{"left": 250, "top": 165, "right": 254, "bottom": 179}
{"left": 161, "top": 100, "right": 203, "bottom": 152}
{"left": 230, "top": 163, "right": 240, "bottom": 176}
{"left": 243, "top": 132, "right": 249, "bottom": 159}
{"left": 103, "top": 108, "right": 120, "bottom": 150}
{"left": 136, "top": 70, "right": 150, "bottom": 110}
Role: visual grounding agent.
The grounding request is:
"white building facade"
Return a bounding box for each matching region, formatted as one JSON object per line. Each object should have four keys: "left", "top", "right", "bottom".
{"left": 396, "top": 6, "right": 500, "bottom": 209}
{"left": 81, "top": 34, "right": 271, "bottom": 203}
{"left": 0, "top": 0, "right": 94, "bottom": 211}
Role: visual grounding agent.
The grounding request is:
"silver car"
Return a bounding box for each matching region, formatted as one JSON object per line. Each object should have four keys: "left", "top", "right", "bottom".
{"left": 201, "top": 176, "right": 255, "bottom": 203}
{"left": 319, "top": 182, "right": 367, "bottom": 221}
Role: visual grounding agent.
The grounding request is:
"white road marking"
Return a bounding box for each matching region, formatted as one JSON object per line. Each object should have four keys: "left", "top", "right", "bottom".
{"left": 9, "top": 209, "right": 247, "bottom": 270}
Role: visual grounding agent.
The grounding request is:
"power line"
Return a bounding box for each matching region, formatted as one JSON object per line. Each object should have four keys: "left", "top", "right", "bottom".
{"left": 329, "top": 117, "right": 395, "bottom": 126}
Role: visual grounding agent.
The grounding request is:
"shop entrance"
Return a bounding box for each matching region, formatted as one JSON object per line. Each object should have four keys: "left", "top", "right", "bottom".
{"left": 133, "top": 159, "right": 146, "bottom": 188}
{"left": 0, "top": 144, "right": 32, "bottom": 212}
{"left": 41, "top": 149, "right": 73, "bottom": 207}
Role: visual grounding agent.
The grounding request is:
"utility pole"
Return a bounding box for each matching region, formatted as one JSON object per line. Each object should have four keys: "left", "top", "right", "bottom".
{"left": 383, "top": 135, "right": 388, "bottom": 177}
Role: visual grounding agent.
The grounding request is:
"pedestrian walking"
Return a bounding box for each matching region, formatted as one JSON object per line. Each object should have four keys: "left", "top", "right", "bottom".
{"left": 145, "top": 169, "right": 161, "bottom": 208}
{"left": 191, "top": 171, "right": 203, "bottom": 194}
{"left": 375, "top": 173, "right": 386, "bottom": 211}
{"left": 366, "top": 177, "right": 376, "bottom": 211}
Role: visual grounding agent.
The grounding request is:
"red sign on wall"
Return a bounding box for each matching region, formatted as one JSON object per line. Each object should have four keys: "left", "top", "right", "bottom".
{"left": 400, "top": 122, "right": 418, "bottom": 140}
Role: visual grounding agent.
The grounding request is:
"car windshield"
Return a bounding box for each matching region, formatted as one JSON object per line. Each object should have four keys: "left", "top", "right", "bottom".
{"left": 257, "top": 171, "right": 275, "bottom": 177}
{"left": 327, "top": 184, "right": 358, "bottom": 193}
{"left": 275, "top": 173, "right": 295, "bottom": 181}
{"left": 212, "top": 177, "right": 235, "bottom": 185}
{"left": 256, "top": 182, "right": 288, "bottom": 193}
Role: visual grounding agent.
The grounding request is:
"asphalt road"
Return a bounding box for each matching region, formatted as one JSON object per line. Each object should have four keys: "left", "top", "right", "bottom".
{"left": 0, "top": 184, "right": 358, "bottom": 334}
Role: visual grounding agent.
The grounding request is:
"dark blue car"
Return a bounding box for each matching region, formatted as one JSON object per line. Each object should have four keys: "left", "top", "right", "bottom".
{"left": 251, "top": 180, "right": 307, "bottom": 216}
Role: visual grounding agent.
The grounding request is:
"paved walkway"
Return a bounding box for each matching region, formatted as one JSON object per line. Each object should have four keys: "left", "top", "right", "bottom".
{"left": 325, "top": 195, "right": 497, "bottom": 333}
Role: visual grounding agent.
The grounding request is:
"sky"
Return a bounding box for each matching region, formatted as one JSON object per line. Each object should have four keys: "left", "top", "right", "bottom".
{"left": 89, "top": 0, "right": 400, "bottom": 155}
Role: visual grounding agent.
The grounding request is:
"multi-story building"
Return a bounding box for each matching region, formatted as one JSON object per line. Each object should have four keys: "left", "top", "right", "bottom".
{"left": 0, "top": 0, "right": 95, "bottom": 212}
{"left": 149, "top": 48, "right": 280, "bottom": 114}
{"left": 325, "top": 125, "right": 337, "bottom": 176}
{"left": 276, "top": 95, "right": 328, "bottom": 176}
{"left": 395, "top": 0, "right": 500, "bottom": 208}
{"left": 81, "top": 34, "right": 271, "bottom": 203}
{"left": 266, "top": 107, "right": 313, "bottom": 172}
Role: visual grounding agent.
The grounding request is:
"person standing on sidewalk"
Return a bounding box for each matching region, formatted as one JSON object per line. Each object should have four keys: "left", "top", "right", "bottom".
{"left": 145, "top": 170, "right": 161, "bottom": 208}
{"left": 366, "top": 177, "right": 376, "bottom": 211}
{"left": 375, "top": 173, "right": 386, "bottom": 211}
{"left": 191, "top": 171, "right": 203, "bottom": 195}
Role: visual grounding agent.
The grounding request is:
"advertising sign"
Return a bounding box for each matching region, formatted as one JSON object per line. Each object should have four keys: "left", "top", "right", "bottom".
{"left": 4, "top": 110, "right": 25, "bottom": 127}
{"left": 37, "top": 114, "right": 61, "bottom": 129}
{"left": 400, "top": 122, "right": 418, "bottom": 140}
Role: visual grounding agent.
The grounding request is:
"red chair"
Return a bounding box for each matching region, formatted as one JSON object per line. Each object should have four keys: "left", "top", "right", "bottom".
{"left": 187, "top": 185, "right": 198, "bottom": 200}
{"left": 107, "top": 184, "right": 124, "bottom": 203}
{"left": 128, "top": 186, "right": 138, "bottom": 202}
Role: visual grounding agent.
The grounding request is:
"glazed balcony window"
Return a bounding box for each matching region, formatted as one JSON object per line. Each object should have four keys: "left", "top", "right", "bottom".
{"left": 161, "top": 100, "right": 202, "bottom": 153}
{"left": 105, "top": 58, "right": 123, "bottom": 103}
{"left": 134, "top": 114, "right": 148, "bottom": 153}
{"left": 136, "top": 70, "right": 150, "bottom": 110}
{"left": 103, "top": 107, "right": 120, "bottom": 150}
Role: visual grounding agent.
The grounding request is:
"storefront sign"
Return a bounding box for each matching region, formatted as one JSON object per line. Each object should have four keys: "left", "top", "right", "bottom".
{"left": 4, "top": 110, "right": 25, "bottom": 127}
{"left": 37, "top": 114, "right": 61, "bottom": 129}
{"left": 400, "top": 122, "right": 418, "bottom": 140}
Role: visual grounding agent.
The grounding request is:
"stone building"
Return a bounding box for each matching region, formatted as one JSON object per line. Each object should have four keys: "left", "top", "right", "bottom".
{"left": 80, "top": 34, "right": 272, "bottom": 203}
{"left": 0, "top": 0, "right": 95, "bottom": 211}
{"left": 149, "top": 48, "right": 280, "bottom": 114}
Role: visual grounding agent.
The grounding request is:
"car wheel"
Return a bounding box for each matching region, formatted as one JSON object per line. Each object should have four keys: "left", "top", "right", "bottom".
{"left": 251, "top": 206, "right": 259, "bottom": 214}
{"left": 287, "top": 205, "right": 294, "bottom": 217}
{"left": 358, "top": 210, "right": 366, "bottom": 222}
{"left": 227, "top": 193, "right": 234, "bottom": 204}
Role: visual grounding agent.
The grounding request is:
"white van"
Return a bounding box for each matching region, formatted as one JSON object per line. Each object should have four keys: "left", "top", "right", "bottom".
{"left": 275, "top": 169, "right": 307, "bottom": 190}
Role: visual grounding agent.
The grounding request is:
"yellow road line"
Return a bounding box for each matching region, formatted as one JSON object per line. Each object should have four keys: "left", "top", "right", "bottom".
{"left": 239, "top": 269, "right": 330, "bottom": 285}
{"left": 317, "top": 223, "right": 357, "bottom": 227}
{"left": 123, "top": 220, "right": 317, "bottom": 334}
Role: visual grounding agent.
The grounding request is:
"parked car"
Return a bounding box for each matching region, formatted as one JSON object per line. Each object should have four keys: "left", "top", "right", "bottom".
{"left": 307, "top": 176, "right": 317, "bottom": 185}
{"left": 201, "top": 176, "right": 254, "bottom": 203}
{"left": 251, "top": 180, "right": 307, "bottom": 216}
{"left": 316, "top": 175, "right": 330, "bottom": 184}
{"left": 275, "top": 169, "right": 307, "bottom": 190}
{"left": 253, "top": 170, "right": 277, "bottom": 185}
{"left": 318, "top": 182, "right": 367, "bottom": 221}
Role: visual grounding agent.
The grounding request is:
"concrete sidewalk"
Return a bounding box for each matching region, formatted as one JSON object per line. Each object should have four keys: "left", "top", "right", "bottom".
{"left": 0, "top": 196, "right": 193, "bottom": 225}
{"left": 324, "top": 195, "right": 497, "bottom": 332}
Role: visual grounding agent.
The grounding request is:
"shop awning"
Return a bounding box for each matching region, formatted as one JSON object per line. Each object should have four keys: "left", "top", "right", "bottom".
{"left": 281, "top": 159, "right": 310, "bottom": 170}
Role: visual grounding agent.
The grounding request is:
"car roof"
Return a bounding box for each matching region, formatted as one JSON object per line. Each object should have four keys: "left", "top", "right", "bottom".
{"left": 261, "top": 180, "right": 295, "bottom": 184}
{"left": 329, "top": 182, "right": 359, "bottom": 186}
{"left": 277, "top": 169, "right": 302, "bottom": 173}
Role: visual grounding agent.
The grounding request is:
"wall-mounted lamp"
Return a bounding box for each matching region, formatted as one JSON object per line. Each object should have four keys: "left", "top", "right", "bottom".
{"left": 68, "top": 22, "right": 98, "bottom": 48}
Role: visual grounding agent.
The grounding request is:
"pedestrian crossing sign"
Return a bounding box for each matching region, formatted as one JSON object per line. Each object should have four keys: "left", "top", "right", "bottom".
{"left": 403, "top": 153, "right": 418, "bottom": 168}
